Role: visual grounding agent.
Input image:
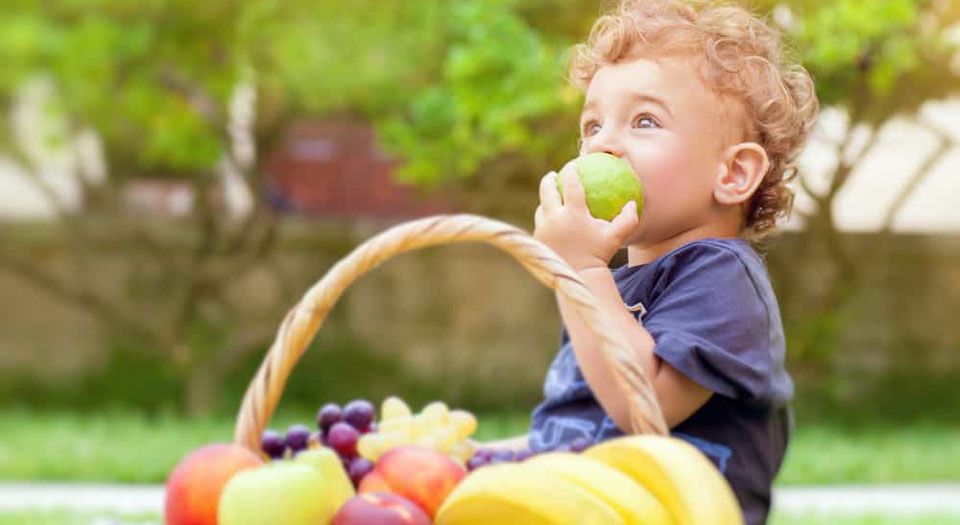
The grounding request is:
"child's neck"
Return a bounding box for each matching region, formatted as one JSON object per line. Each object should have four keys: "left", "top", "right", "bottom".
{"left": 627, "top": 221, "right": 741, "bottom": 266}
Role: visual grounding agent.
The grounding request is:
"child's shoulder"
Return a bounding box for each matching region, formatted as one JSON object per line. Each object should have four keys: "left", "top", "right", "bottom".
{"left": 647, "top": 237, "right": 763, "bottom": 276}
{"left": 616, "top": 237, "right": 772, "bottom": 304}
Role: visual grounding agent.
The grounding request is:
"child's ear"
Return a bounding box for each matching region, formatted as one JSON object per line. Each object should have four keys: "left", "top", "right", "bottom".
{"left": 714, "top": 142, "right": 769, "bottom": 205}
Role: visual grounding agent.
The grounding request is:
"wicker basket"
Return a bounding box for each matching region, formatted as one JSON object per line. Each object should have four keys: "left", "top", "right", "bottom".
{"left": 233, "top": 214, "right": 668, "bottom": 452}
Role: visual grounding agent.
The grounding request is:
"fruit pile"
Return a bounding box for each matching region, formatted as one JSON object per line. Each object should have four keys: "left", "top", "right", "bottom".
{"left": 164, "top": 397, "right": 744, "bottom": 525}
{"left": 357, "top": 396, "right": 478, "bottom": 463}
{"left": 436, "top": 435, "right": 743, "bottom": 525}
{"left": 465, "top": 436, "right": 591, "bottom": 471}
{"left": 260, "top": 398, "right": 380, "bottom": 487}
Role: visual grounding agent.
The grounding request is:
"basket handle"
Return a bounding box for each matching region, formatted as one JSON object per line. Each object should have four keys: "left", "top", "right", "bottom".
{"left": 234, "top": 214, "right": 668, "bottom": 450}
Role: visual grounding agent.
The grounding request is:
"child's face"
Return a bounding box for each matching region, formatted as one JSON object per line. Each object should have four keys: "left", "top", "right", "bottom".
{"left": 578, "top": 56, "right": 737, "bottom": 245}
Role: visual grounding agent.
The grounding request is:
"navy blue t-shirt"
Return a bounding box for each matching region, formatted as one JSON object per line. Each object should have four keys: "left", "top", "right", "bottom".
{"left": 529, "top": 238, "right": 794, "bottom": 525}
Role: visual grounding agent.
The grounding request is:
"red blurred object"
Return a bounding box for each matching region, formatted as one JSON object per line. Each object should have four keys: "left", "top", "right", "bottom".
{"left": 263, "top": 119, "right": 451, "bottom": 220}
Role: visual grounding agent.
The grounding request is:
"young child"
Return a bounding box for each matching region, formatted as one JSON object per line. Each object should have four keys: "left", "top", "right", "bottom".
{"left": 487, "top": 1, "right": 818, "bottom": 523}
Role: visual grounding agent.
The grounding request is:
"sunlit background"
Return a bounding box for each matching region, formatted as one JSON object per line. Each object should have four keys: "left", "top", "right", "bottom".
{"left": 0, "top": 1, "right": 958, "bottom": 523}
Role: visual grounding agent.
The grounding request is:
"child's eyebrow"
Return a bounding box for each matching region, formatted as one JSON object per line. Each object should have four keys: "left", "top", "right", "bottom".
{"left": 581, "top": 92, "right": 673, "bottom": 119}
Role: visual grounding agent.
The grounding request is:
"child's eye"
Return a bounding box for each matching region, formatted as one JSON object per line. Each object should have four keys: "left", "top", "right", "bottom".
{"left": 582, "top": 120, "right": 601, "bottom": 137}
{"left": 633, "top": 114, "right": 660, "bottom": 129}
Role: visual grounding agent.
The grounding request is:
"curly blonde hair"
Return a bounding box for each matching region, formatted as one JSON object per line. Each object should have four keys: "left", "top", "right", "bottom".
{"left": 570, "top": 0, "right": 819, "bottom": 240}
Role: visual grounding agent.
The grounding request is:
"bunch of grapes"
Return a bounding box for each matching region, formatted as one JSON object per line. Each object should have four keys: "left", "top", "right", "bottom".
{"left": 356, "top": 397, "right": 478, "bottom": 464}
{"left": 260, "top": 398, "right": 378, "bottom": 487}
{"left": 466, "top": 437, "right": 591, "bottom": 471}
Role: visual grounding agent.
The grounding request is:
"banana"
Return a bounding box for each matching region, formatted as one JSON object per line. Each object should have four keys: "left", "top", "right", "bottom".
{"left": 436, "top": 462, "right": 624, "bottom": 525}
{"left": 525, "top": 452, "right": 673, "bottom": 525}
{"left": 584, "top": 436, "right": 743, "bottom": 525}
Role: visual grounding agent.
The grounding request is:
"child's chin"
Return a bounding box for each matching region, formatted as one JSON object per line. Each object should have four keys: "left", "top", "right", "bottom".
{"left": 623, "top": 226, "right": 645, "bottom": 246}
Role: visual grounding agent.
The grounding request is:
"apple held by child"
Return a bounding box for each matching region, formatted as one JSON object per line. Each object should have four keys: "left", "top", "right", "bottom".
{"left": 555, "top": 152, "right": 644, "bottom": 222}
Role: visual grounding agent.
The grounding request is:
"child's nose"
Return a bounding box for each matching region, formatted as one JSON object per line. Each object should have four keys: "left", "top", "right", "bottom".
{"left": 581, "top": 129, "right": 625, "bottom": 158}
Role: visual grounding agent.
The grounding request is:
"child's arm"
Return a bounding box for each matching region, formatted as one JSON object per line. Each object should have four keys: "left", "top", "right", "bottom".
{"left": 556, "top": 266, "right": 711, "bottom": 430}
{"left": 535, "top": 167, "right": 711, "bottom": 432}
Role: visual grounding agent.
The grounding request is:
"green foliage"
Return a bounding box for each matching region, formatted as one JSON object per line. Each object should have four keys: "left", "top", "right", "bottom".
{"left": 795, "top": 0, "right": 920, "bottom": 96}
{"left": 0, "top": 2, "right": 233, "bottom": 172}
{"left": 377, "top": 0, "right": 579, "bottom": 186}
{"left": 5, "top": 0, "right": 953, "bottom": 184}
{"left": 0, "top": 0, "right": 451, "bottom": 176}
{"left": 379, "top": 0, "right": 958, "bottom": 186}
{"left": 785, "top": 0, "right": 959, "bottom": 117}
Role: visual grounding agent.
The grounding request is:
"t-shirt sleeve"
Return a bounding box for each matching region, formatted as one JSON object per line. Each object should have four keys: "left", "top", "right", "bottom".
{"left": 637, "top": 243, "right": 777, "bottom": 404}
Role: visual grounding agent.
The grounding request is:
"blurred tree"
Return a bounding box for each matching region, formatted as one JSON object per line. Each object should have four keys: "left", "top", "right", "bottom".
{"left": 377, "top": 0, "right": 959, "bottom": 362}
{"left": 0, "top": 0, "right": 956, "bottom": 414}
{"left": 377, "top": 0, "right": 589, "bottom": 222}
{"left": 0, "top": 0, "right": 451, "bottom": 415}
{"left": 756, "top": 0, "right": 959, "bottom": 366}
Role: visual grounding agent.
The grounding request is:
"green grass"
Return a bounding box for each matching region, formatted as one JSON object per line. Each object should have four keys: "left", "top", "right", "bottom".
{"left": 775, "top": 423, "right": 960, "bottom": 485}
{"left": 769, "top": 514, "right": 960, "bottom": 525}
{"left": 0, "top": 510, "right": 160, "bottom": 525}
{"left": 1, "top": 409, "right": 959, "bottom": 485}
{"left": 0, "top": 510, "right": 957, "bottom": 525}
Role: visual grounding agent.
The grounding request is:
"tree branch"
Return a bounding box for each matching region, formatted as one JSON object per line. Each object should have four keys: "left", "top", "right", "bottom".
{"left": 828, "top": 122, "right": 882, "bottom": 200}
{"left": 881, "top": 125, "right": 954, "bottom": 232}
{"left": 0, "top": 244, "right": 160, "bottom": 343}
{"left": 796, "top": 169, "right": 825, "bottom": 208}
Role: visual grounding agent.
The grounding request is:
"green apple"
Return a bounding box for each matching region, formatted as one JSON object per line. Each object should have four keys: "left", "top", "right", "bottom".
{"left": 296, "top": 447, "right": 355, "bottom": 505}
{"left": 218, "top": 461, "right": 342, "bottom": 525}
{"left": 556, "top": 152, "right": 644, "bottom": 222}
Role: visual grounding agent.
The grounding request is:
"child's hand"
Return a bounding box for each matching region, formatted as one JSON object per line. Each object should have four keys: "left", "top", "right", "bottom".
{"left": 534, "top": 159, "right": 639, "bottom": 271}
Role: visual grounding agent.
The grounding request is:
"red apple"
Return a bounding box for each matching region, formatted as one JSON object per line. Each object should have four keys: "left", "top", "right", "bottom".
{"left": 164, "top": 443, "right": 263, "bottom": 525}
{"left": 358, "top": 470, "right": 392, "bottom": 494}
{"left": 332, "top": 492, "right": 431, "bottom": 525}
{"left": 371, "top": 446, "right": 467, "bottom": 518}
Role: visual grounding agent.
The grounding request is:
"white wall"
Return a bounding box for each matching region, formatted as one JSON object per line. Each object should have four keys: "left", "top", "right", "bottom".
{"left": 790, "top": 97, "right": 960, "bottom": 233}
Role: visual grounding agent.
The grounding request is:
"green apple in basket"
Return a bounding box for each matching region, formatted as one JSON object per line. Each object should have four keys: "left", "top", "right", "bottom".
{"left": 218, "top": 448, "right": 355, "bottom": 525}
{"left": 555, "top": 152, "right": 644, "bottom": 221}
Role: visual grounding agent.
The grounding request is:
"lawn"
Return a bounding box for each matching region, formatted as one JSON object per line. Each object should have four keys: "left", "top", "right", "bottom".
{"left": 0, "top": 509, "right": 957, "bottom": 525}
{"left": 0, "top": 409, "right": 958, "bottom": 485}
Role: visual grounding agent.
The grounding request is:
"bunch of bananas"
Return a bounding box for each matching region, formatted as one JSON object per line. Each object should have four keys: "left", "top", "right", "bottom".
{"left": 435, "top": 435, "right": 743, "bottom": 525}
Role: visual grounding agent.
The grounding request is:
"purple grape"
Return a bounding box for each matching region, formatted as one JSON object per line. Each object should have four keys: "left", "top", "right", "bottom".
{"left": 569, "top": 437, "right": 591, "bottom": 452}
{"left": 491, "top": 449, "right": 515, "bottom": 462}
{"left": 473, "top": 448, "right": 495, "bottom": 462}
{"left": 342, "top": 399, "right": 376, "bottom": 433}
{"left": 327, "top": 421, "right": 361, "bottom": 458}
{"left": 317, "top": 403, "right": 342, "bottom": 434}
{"left": 286, "top": 424, "right": 312, "bottom": 453}
{"left": 261, "top": 429, "right": 286, "bottom": 459}
{"left": 347, "top": 457, "right": 375, "bottom": 487}
{"left": 467, "top": 455, "right": 488, "bottom": 471}
{"left": 514, "top": 448, "right": 534, "bottom": 462}
{"left": 366, "top": 422, "right": 378, "bottom": 434}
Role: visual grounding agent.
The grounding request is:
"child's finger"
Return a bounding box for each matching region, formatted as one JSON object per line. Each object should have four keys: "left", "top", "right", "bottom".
{"left": 534, "top": 204, "right": 545, "bottom": 229}
{"left": 610, "top": 200, "right": 639, "bottom": 239}
{"left": 539, "top": 172, "right": 562, "bottom": 213}
{"left": 559, "top": 162, "right": 587, "bottom": 212}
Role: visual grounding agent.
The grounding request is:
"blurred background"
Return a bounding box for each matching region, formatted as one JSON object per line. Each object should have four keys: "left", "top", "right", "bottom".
{"left": 0, "top": 0, "right": 958, "bottom": 523}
